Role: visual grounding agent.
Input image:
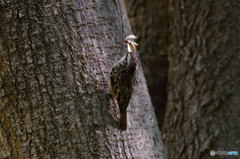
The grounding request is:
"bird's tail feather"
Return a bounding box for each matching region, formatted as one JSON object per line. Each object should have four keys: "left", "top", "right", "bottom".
{"left": 120, "top": 111, "right": 127, "bottom": 131}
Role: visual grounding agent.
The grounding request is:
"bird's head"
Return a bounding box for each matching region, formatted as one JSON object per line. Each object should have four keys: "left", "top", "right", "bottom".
{"left": 124, "top": 34, "right": 138, "bottom": 53}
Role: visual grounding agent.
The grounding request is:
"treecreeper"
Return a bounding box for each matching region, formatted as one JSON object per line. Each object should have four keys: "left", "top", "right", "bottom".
{"left": 109, "top": 35, "right": 138, "bottom": 131}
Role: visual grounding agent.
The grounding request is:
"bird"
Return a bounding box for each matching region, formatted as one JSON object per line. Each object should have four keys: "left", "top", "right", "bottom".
{"left": 109, "top": 34, "right": 138, "bottom": 131}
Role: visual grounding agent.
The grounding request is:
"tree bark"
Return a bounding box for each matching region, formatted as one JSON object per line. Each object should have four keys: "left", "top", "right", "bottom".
{"left": 124, "top": 0, "right": 169, "bottom": 128}
{"left": 0, "top": 0, "right": 166, "bottom": 158}
{"left": 162, "top": 0, "right": 240, "bottom": 158}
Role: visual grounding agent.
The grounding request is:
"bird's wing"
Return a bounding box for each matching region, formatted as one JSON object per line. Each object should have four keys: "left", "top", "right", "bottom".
{"left": 109, "top": 68, "right": 117, "bottom": 97}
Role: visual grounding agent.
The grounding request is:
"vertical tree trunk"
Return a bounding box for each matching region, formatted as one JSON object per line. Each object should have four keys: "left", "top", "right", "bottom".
{"left": 0, "top": 0, "right": 166, "bottom": 158}
{"left": 162, "top": 0, "right": 240, "bottom": 158}
{"left": 124, "top": 0, "right": 169, "bottom": 128}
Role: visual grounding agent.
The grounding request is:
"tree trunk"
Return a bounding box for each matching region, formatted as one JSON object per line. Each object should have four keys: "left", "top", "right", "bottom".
{"left": 162, "top": 0, "right": 240, "bottom": 158}
{"left": 0, "top": 0, "right": 166, "bottom": 158}
{"left": 124, "top": 0, "right": 169, "bottom": 128}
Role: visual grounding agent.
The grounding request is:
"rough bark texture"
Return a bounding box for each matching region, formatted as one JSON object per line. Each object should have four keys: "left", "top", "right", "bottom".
{"left": 162, "top": 0, "right": 240, "bottom": 158}
{"left": 0, "top": 0, "right": 166, "bottom": 158}
{"left": 124, "top": 0, "right": 169, "bottom": 128}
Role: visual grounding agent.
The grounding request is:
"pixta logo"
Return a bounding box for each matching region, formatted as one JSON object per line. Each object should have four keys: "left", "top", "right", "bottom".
{"left": 210, "top": 150, "right": 238, "bottom": 156}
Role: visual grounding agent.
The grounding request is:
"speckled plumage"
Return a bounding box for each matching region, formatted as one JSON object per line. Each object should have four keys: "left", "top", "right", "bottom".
{"left": 109, "top": 50, "right": 137, "bottom": 130}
